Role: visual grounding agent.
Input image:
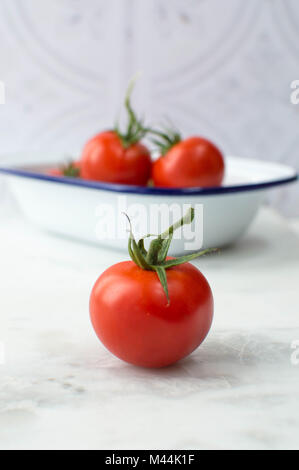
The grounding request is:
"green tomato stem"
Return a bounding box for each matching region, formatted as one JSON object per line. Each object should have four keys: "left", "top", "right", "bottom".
{"left": 124, "top": 208, "right": 216, "bottom": 303}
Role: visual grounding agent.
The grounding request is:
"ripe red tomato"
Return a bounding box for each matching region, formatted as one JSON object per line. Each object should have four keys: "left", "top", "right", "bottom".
{"left": 80, "top": 130, "right": 151, "bottom": 186}
{"left": 90, "top": 260, "right": 213, "bottom": 368}
{"left": 48, "top": 161, "right": 81, "bottom": 178}
{"left": 152, "top": 136, "right": 225, "bottom": 188}
{"left": 48, "top": 168, "right": 63, "bottom": 177}
{"left": 89, "top": 208, "right": 214, "bottom": 368}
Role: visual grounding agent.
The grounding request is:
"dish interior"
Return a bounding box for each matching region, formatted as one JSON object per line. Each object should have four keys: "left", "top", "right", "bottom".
{"left": 0, "top": 154, "right": 297, "bottom": 195}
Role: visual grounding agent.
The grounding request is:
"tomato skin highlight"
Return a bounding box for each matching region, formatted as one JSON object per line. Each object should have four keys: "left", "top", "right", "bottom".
{"left": 152, "top": 136, "right": 225, "bottom": 188}
{"left": 90, "top": 260, "right": 213, "bottom": 368}
{"left": 80, "top": 130, "right": 151, "bottom": 186}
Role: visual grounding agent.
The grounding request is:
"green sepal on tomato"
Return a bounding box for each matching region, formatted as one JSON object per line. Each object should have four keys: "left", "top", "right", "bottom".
{"left": 48, "top": 161, "right": 81, "bottom": 178}
{"left": 90, "top": 208, "right": 215, "bottom": 368}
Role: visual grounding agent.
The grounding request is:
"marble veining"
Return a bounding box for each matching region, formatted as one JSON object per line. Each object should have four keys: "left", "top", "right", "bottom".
{"left": 0, "top": 198, "right": 299, "bottom": 449}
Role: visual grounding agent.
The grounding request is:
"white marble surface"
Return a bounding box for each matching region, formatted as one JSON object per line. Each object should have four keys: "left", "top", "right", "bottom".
{"left": 0, "top": 195, "right": 299, "bottom": 450}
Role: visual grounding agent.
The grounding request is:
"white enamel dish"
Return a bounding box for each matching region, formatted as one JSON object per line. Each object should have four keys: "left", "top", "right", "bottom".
{"left": 0, "top": 153, "right": 297, "bottom": 255}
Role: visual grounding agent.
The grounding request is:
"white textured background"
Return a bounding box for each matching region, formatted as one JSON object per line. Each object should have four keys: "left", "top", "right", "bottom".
{"left": 0, "top": 0, "right": 298, "bottom": 215}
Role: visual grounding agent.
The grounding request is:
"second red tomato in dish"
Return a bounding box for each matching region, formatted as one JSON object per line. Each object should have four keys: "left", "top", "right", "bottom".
{"left": 152, "top": 135, "right": 225, "bottom": 188}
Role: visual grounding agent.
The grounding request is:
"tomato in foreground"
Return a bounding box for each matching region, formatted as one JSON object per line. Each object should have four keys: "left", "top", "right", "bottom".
{"left": 80, "top": 81, "right": 151, "bottom": 186}
{"left": 90, "top": 208, "right": 214, "bottom": 368}
{"left": 152, "top": 134, "right": 225, "bottom": 188}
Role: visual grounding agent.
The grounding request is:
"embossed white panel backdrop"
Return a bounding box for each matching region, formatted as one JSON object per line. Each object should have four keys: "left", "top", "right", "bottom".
{"left": 0, "top": 0, "right": 298, "bottom": 215}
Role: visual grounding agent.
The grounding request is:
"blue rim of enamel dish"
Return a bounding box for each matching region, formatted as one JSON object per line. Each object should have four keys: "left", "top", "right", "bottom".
{"left": 0, "top": 166, "right": 297, "bottom": 196}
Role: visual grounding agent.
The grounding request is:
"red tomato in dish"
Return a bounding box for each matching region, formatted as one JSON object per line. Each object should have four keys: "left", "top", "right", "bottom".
{"left": 80, "top": 131, "right": 151, "bottom": 186}
{"left": 48, "top": 168, "right": 63, "bottom": 177}
{"left": 152, "top": 136, "right": 225, "bottom": 188}
{"left": 90, "top": 260, "right": 213, "bottom": 368}
{"left": 48, "top": 161, "right": 81, "bottom": 178}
